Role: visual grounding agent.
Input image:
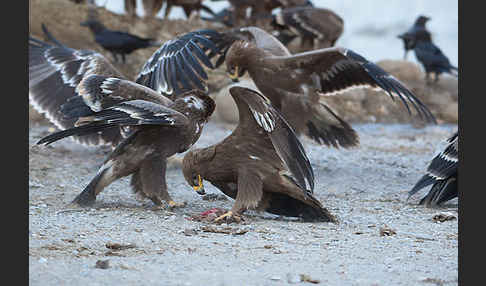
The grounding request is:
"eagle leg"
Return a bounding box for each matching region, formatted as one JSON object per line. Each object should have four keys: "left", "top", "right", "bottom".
{"left": 67, "top": 162, "right": 114, "bottom": 207}
{"left": 136, "top": 157, "right": 187, "bottom": 209}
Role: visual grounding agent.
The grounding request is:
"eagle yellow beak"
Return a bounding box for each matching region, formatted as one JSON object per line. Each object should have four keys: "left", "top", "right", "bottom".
{"left": 193, "top": 175, "right": 205, "bottom": 195}
{"left": 228, "top": 66, "right": 240, "bottom": 82}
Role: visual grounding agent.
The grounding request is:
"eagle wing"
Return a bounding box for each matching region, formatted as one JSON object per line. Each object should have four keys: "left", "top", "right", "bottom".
{"left": 37, "top": 100, "right": 189, "bottom": 146}
{"left": 409, "top": 132, "right": 458, "bottom": 198}
{"left": 266, "top": 47, "right": 437, "bottom": 123}
{"left": 135, "top": 29, "right": 227, "bottom": 96}
{"left": 229, "top": 86, "right": 315, "bottom": 193}
{"left": 29, "top": 35, "right": 126, "bottom": 146}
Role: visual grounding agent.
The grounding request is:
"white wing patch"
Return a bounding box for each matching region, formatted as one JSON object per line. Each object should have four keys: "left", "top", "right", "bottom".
{"left": 439, "top": 152, "right": 458, "bottom": 163}
{"left": 45, "top": 49, "right": 102, "bottom": 88}
{"left": 100, "top": 77, "right": 120, "bottom": 95}
{"left": 317, "top": 84, "right": 379, "bottom": 97}
{"left": 251, "top": 109, "right": 275, "bottom": 132}
{"left": 183, "top": 96, "right": 205, "bottom": 110}
{"left": 249, "top": 155, "right": 261, "bottom": 160}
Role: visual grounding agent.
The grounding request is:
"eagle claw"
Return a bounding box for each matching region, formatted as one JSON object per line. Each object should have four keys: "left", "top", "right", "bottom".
{"left": 168, "top": 200, "right": 186, "bottom": 209}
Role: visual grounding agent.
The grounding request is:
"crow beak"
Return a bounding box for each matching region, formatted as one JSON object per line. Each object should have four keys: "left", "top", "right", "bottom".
{"left": 193, "top": 175, "right": 205, "bottom": 195}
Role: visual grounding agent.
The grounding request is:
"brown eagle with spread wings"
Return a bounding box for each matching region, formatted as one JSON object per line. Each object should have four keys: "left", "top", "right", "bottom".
{"left": 29, "top": 28, "right": 217, "bottom": 207}
{"left": 138, "top": 26, "right": 436, "bottom": 149}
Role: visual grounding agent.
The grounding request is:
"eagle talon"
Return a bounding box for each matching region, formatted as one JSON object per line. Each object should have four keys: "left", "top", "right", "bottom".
{"left": 168, "top": 200, "right": 186, "bottom": 209}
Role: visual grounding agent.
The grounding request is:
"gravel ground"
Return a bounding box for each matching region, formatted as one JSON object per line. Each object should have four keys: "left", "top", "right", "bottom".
{"left": 29, "top": 121, "right": 458, "bottom": 286}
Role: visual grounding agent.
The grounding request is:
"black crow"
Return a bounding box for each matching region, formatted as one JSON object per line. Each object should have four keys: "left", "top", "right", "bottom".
{"left": 397, "top": 15, "right": 432, "bottom": 60}
{"left": 80, "top": 19, "right": 161, "bottom": 63}
{"left": 413, "top": 39, "right": 458, "bottom": 82}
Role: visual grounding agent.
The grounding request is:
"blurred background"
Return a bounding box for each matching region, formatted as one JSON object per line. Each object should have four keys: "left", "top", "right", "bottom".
{"left": 95, "top": 0, "right": 458, "bottom": 66}
{"left": 29, "top": 0, "right": 459, "bottom": 125}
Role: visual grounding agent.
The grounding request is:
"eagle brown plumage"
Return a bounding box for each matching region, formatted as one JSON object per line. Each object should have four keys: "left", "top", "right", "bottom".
{"left": 225, "top": 0, "right": 311, "bottom": 27}
{"left": 272, "top": 6, "right": 344, "bottom": 51}
{"left": 182, "top": 86, "right": 336, "bottom": 223}
{"left": 29, "top": 35, "right": 125, "bottom": 147}
{"left": 30, "top": 28, "right": 220, "bottom": 207}
{"left": 141, "top": 0, "right": 165, "bottom": 18}
{"left": 37, "top": 75, "right": 215, "bottom": 207}
{"left": 125, "top": 0, "right": 138, "bottom": 17}
{"left": 29, "top": 27, "right": 220, "bottom": 147}
{"left": 140, "top": 26, "right": 436, "bottom": 149}
{"left": 140, "top": 0, "right": 215, "bottom": 19}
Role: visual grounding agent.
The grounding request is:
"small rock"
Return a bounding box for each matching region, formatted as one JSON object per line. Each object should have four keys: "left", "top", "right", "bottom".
{"left": 105, "top": 242, "right": 136, "bottom": 250}
{"left": 421, "top": 277, "right": 446, "bottom": 285}
{"left": 300, "top": 274, "right": 321, "bottom": 284}
{"left": 105, "top": 251, "right": 126, "bottom": 257}
{"left": 432, "top": 212, "right": 457, "bottom": 223}
{"left": 379, "top": 225, "right": 397, "bottom": 236}
{"left": 95, "top": 259, "right": 110, "bottom": 269}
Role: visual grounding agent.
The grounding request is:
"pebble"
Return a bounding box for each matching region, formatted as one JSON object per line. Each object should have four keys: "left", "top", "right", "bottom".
{"left": 269, "top": 276, "right": 281, "bottom": 281}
